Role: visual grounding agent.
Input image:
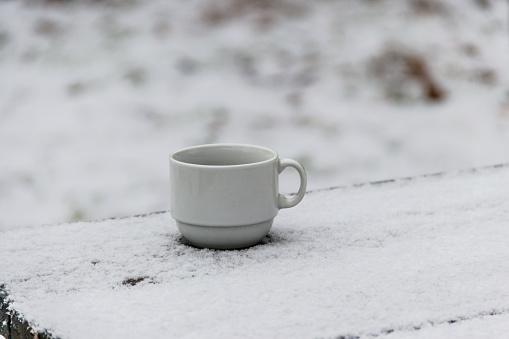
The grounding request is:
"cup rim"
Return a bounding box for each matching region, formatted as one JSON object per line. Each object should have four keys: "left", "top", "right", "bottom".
{"left": 170, "top": 143, "right": 278, "bottom": 168}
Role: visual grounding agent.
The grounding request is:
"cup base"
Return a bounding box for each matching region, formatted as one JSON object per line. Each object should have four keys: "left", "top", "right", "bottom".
{"left": 176, "top": 219, "right": 274, "bottom": 250}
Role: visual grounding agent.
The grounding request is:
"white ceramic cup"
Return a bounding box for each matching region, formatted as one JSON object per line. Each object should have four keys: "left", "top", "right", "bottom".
{"left": 170, "top": 144, "right": 307, "bottom": 249}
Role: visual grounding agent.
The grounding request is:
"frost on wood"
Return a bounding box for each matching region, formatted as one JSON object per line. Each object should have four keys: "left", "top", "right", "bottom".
{"left": 1, "top": 164, "right": 509, "bottom": 338}
{"left": 1, "top": 286, "right": 55, "bottom": 339}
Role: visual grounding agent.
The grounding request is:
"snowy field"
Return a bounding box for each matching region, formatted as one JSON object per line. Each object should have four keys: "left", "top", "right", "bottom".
{"left": 1, "top": 0, "right": 509, "bottom": 230}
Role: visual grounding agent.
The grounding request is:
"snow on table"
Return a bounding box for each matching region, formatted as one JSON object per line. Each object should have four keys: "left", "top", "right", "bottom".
{"left": 1, "top": 164, "right": 509, "bottom": 339}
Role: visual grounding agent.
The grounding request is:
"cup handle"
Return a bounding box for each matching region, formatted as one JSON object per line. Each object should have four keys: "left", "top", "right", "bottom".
{"left": 278, "top": 158, "right": 307, "bottom": 209}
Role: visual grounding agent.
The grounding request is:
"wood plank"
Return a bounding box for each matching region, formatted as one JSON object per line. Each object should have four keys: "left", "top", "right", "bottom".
{"left": 0, "top": 286, "right": 54, "bottom": 339}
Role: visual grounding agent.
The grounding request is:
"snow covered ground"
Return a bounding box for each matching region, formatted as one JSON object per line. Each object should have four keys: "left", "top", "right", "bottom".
{"left": 1, "top": 0, "right": 508, "bottom": 230}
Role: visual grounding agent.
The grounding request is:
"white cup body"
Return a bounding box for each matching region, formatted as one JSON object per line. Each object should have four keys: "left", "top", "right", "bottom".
{"left": 170, "top": 144, "right": 279, "bottom": 227}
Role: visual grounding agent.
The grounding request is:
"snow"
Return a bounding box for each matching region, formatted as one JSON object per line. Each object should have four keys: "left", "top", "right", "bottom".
{"left": 1, "top": 0, "right": 509, "bottom": 230}
{"left": 1, "top": 164, "right": 509, "bottom": 338}
{"left": 387, "top": 313, "right": 509, "bottom": 339}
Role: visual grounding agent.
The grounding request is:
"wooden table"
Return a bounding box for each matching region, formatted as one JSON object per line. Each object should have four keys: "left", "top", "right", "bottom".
{"left": 2, "top": 164, "right": 509, "bottom": 339}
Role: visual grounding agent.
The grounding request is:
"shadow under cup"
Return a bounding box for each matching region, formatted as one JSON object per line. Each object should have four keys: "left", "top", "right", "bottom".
{"left": 170, "top": 144, "right": 305, "bottom": 249}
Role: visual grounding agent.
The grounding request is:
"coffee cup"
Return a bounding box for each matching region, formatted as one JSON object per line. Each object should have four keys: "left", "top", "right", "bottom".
{"left": 170, "top": 144, "right": 307, "bottom": 249}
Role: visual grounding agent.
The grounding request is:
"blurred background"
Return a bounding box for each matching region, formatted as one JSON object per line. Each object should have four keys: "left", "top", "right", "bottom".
{"left": 0, "top": 0, "right": 508, "bottom": 231}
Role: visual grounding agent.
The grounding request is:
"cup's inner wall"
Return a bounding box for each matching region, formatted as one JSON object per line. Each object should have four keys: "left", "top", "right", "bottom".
{"left": 173, "top": 145, "right": 276, "bottom": 166}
